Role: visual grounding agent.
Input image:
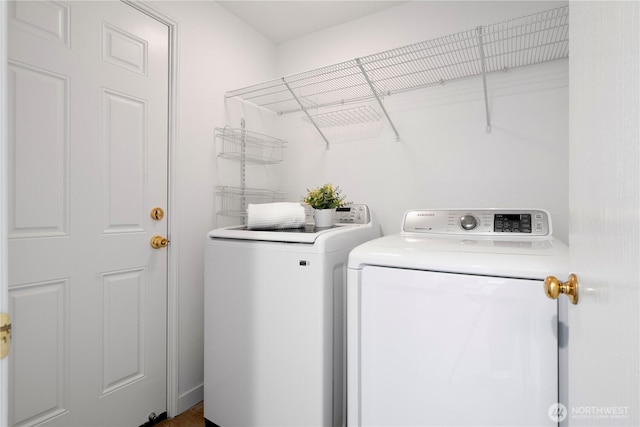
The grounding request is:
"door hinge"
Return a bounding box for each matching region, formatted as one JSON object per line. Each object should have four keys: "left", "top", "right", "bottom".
{"left": 1, "top": 313, "right": 11, "bottom": 359}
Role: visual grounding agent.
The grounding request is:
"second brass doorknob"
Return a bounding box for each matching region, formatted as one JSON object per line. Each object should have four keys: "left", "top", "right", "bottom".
{"left": 150, "top": 235, "right": 170, "bottom": 249}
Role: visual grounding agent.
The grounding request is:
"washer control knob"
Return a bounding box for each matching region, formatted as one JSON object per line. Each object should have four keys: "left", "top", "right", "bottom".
{"left": 460, "top": 215, "right": 478, "bottom": 230}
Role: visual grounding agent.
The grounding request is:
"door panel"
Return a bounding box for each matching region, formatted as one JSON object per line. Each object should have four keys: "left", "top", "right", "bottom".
{"left": 8, "top": 62, "right": 69, "bottom": 238}
{"left": 101, "top": 268, "right": 146, "bottom": 394}
{"left": 9, "top": 280, "right": 68, "bottom": 425}
{"left": 9, "top": 1, "right": 70, "bottom": 47}
{"left": 7, "top": 1, "right": 169, "bottom": 426}
{"left": 102, "top": 89, "right": 147, "bottom": 233}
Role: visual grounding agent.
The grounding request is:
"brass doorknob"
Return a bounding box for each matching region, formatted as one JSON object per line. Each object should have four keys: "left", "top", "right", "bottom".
{"left": 544, "top": 273, "right": 579, "bottom": 305}
{"left": 150, "top": 235, "right": 170, "bottom": 249}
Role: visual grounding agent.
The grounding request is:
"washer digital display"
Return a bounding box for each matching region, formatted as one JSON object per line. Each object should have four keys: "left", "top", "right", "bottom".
{"left": 494, "top": 213, "right": 532, "bottom": 233}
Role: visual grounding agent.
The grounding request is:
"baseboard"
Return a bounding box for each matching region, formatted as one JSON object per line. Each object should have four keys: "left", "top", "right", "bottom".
{"left": 177, "top": 383, "right": 204, "bottom": 415}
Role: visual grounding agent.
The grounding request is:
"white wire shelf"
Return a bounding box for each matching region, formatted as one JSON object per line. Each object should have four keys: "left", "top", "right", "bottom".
{"left": 215, "top": 126, "right": 287, "bottom": 164}
{"left": 225, "top": 6, "right": 569, "bottom": 142}
{"left": 215, "top": 186, "right": 287, "bottom": 217}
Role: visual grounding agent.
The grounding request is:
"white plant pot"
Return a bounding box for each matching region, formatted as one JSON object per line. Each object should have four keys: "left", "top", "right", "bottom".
{"left": 314, "top": 208, "right": 335, "bottom": 228}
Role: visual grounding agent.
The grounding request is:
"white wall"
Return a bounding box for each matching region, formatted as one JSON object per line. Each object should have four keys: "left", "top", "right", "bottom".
{"left": 150, "top": 1, "right": 278, "bottom": 413}
{"left": 274, "top": 1, "right": 570, "bottom": 240}
{"left": 276, "top": 1, "right": 567, "bottom": 73}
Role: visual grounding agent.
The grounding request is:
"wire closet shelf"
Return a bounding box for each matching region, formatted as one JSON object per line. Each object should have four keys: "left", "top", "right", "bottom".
{"left": 225, "top": 6, "right": 569, "bottom": 139}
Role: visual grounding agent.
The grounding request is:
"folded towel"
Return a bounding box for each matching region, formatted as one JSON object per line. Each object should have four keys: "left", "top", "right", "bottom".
{"left": 247, "top": 202, "right": 306, "bottom": 230}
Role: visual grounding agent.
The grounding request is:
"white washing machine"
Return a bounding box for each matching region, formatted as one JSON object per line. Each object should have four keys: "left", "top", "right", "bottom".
{"left": 347, "top": 209, "right": 569, "bottom": 427}
{"left": 205, "top": 204, "right": 379, "bottom": 427}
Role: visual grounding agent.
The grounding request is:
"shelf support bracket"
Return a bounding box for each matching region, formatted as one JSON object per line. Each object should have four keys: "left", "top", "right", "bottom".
{"left": 356, "top": 58, "right": 400, "bottom": 142}
{"left": 476, "top": 26, "right": 492, "bottom": 133}
{"left": 282, "top": 78, "right": 331, "bottom": 149}
{"left": 240, "top": 118, "right": 247, "bottom": 224}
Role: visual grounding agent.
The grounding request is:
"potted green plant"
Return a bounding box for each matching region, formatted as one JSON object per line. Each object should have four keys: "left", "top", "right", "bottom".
{"left": 303, "top": 183, "right": 348, "bottom": 227}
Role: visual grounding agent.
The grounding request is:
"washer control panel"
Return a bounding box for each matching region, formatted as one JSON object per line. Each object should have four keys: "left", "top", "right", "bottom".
{"left": 402, "top": 209, "right": 551, "bottom": 236}
{"left": 335, "top": 204, "right": 370, "bottom": 224}
{"left": 305, "top": 204, "right": 371, "bottom": 225}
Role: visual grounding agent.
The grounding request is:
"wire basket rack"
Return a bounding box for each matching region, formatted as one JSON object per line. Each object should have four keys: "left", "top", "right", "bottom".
{"left": 301, "top": 103, "right": 382, "bottom": 128}
{"left": 215, "top": 126, "right": 287, "bottom": 164}
{"left": 215, "top": 186, "right": 287, "bottom": 217}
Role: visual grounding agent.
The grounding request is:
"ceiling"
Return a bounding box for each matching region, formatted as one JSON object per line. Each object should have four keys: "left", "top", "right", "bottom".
{"left": 216, "top": 1, "right": 407, "bottom": 45}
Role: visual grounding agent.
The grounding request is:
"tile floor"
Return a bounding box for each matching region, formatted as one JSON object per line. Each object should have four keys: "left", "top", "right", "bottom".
{"left": 155, "top": 402, "right": 204, "bottom": 427}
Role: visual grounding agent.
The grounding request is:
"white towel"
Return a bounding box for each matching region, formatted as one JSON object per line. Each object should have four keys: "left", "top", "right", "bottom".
{"left": 247, "top": 202, "right": 306, "bottom": 230}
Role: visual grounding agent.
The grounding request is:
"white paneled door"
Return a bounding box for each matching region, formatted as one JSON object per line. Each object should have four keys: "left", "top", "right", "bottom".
{"left": 567, "top": 2, "right": 640, "bottom": 426}
{"left": 7, "top": 1, "right": 169, "bottom": 426}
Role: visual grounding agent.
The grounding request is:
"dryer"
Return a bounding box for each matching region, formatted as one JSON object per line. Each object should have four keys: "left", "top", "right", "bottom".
{"left": 347, "top": 209, "right": 569, "bottom": 427}
{"left": 205, "top": 204, "right": 379, "bottom": 427}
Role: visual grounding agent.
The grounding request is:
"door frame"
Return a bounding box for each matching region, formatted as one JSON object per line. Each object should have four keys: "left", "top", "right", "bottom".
{"left": 0, "top": 0, "right": 182, "bottom": 421}
{"left": 1, "top": 1, "right": 8, "bottom": 426}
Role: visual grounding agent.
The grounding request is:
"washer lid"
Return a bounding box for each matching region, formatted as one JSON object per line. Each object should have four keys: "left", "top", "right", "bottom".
{"left": 208, "top": 223, "right": 362, "bottom": 244}
{"left": 208, "top": 203, "right": 373, "bottom": 244}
